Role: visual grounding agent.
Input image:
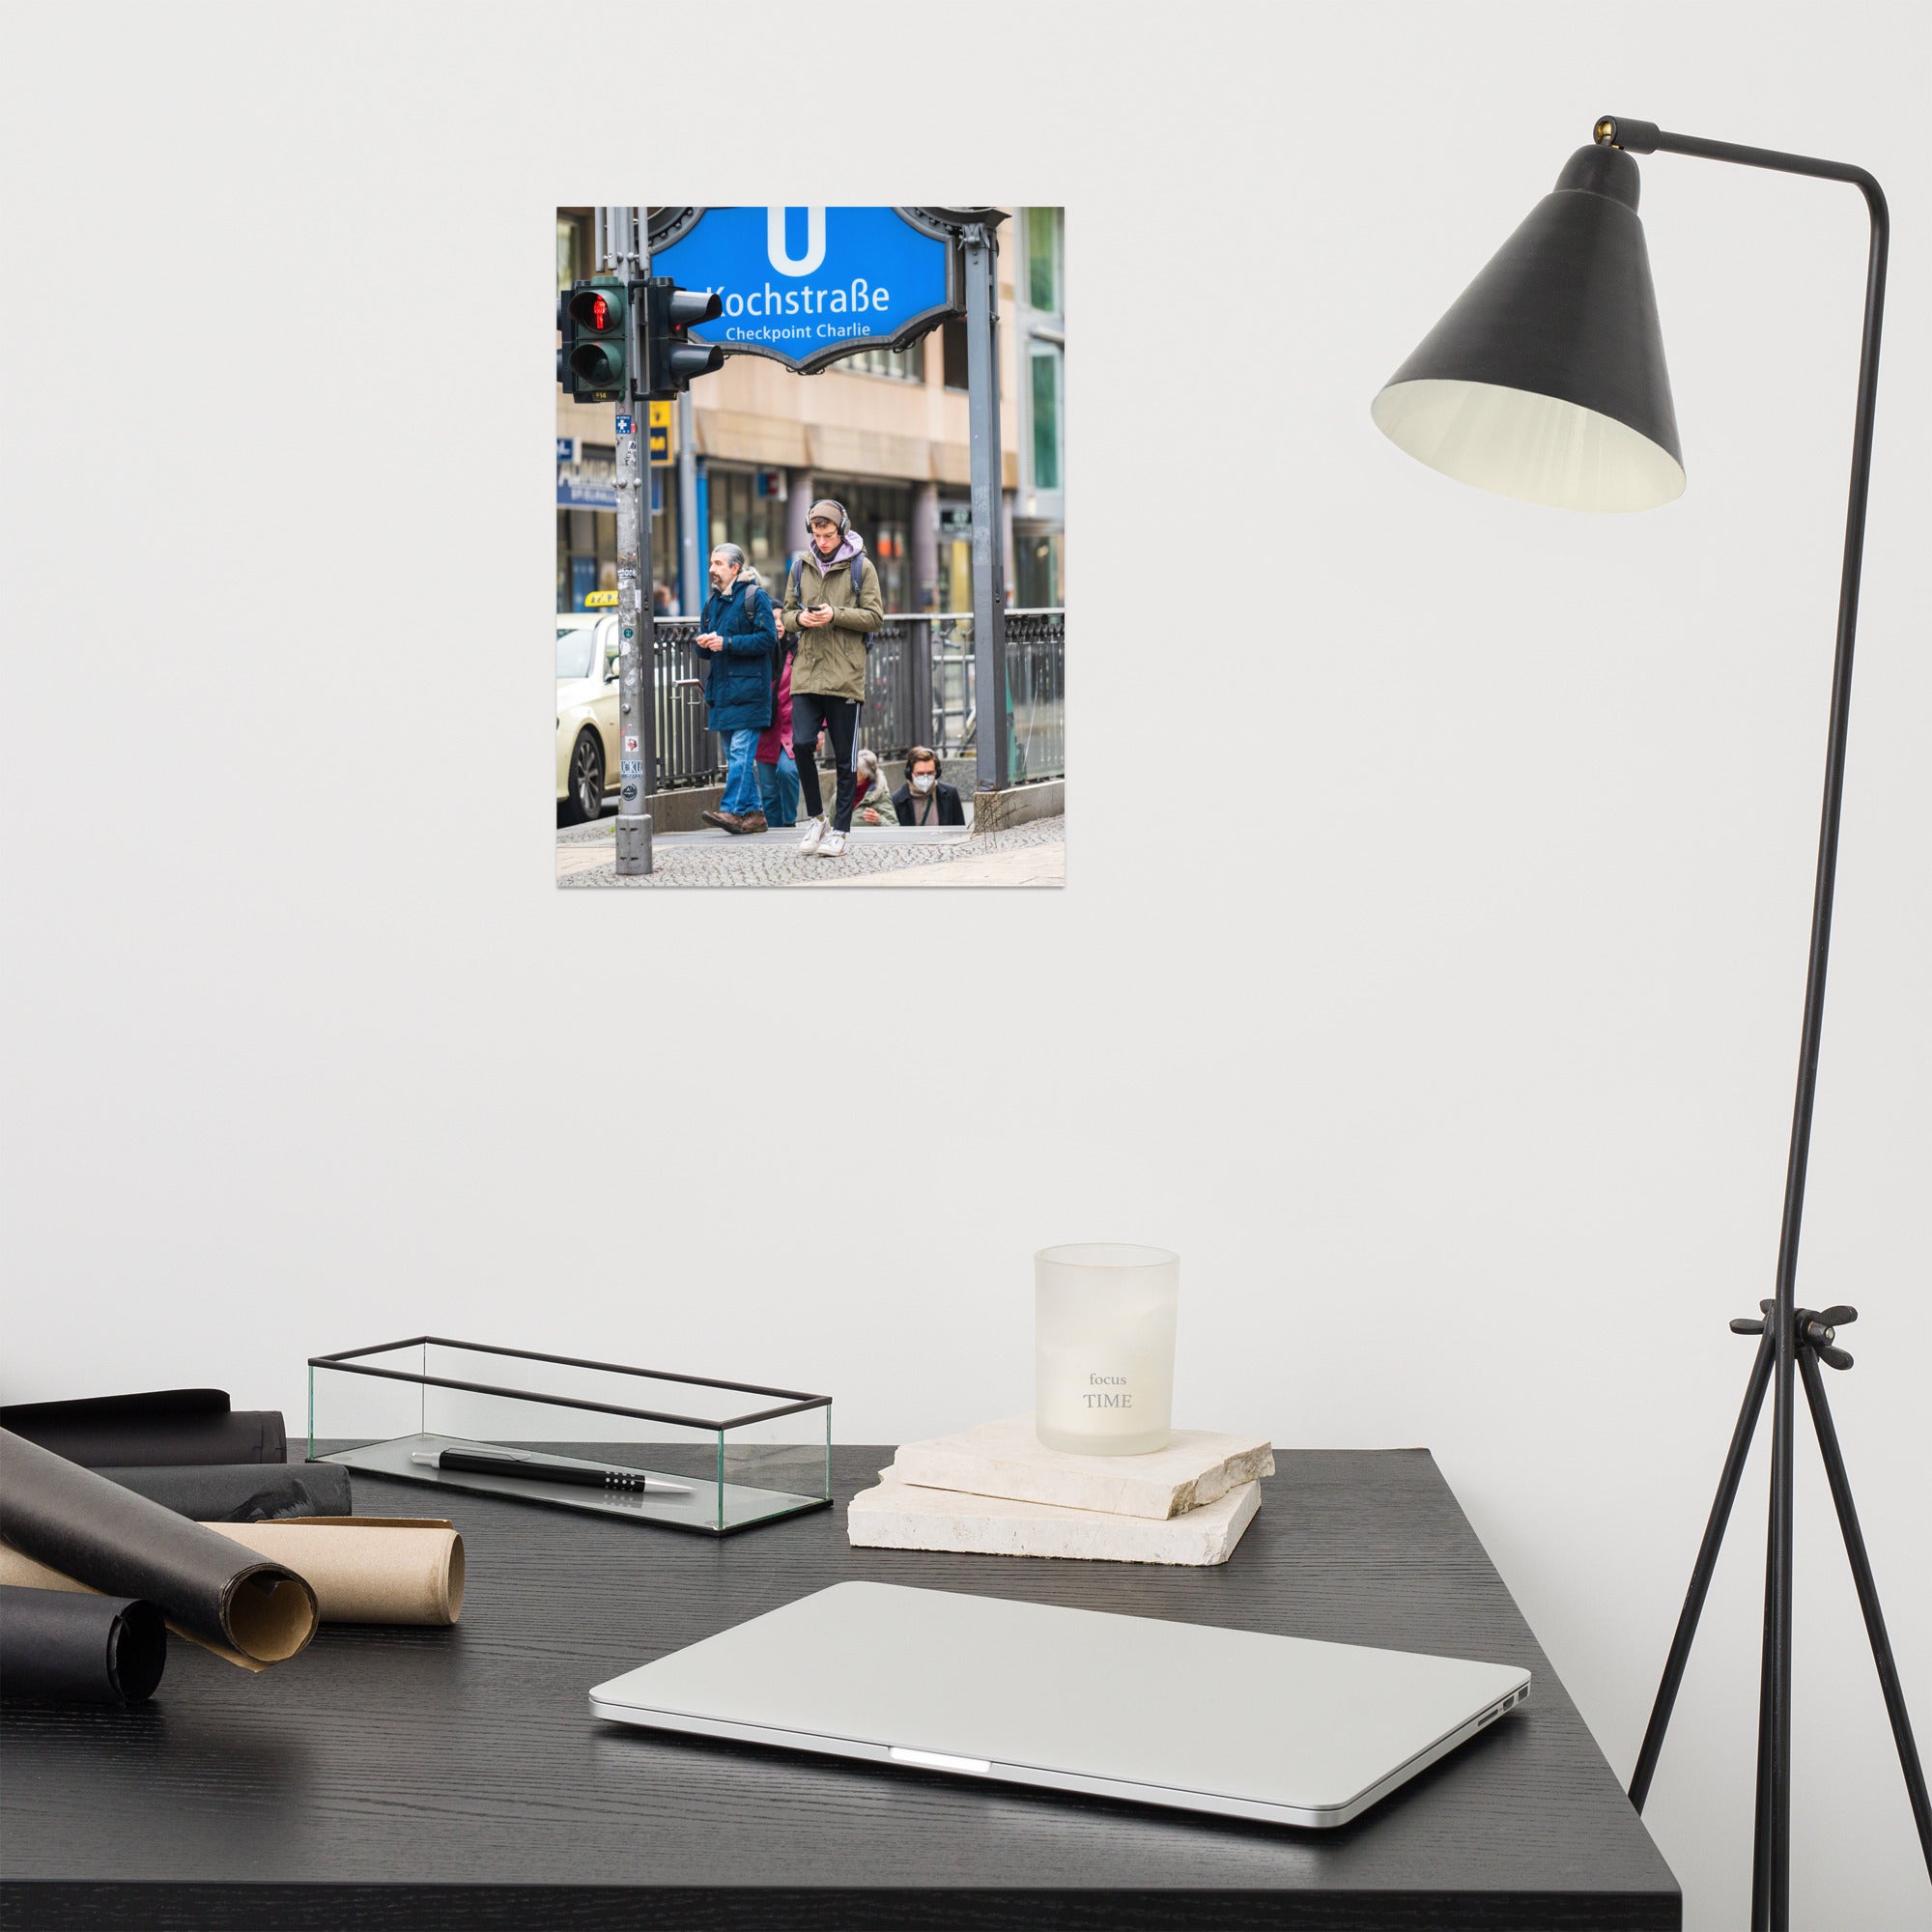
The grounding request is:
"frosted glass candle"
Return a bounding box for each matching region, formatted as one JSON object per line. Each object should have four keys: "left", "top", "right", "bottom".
{"left": 1034, "top": 1243, "right": 1179, "bottom": 1456}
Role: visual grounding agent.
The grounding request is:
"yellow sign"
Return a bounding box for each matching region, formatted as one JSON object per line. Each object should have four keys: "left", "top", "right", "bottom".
{"left": 648, "top": 399, "right": 673, "bottom": 467}
{"left": 582, "top": 590, "right": 618, "bottom": 609}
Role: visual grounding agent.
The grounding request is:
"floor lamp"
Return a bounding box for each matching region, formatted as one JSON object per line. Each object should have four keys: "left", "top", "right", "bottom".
{"left": 1370, "top": 116, "right": 1930, "bottom": 1932}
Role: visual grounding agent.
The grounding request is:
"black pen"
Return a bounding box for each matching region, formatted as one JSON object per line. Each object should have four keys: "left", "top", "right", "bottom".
{"left": 411, "top": 1446, "right": 690, "bottom": 1495}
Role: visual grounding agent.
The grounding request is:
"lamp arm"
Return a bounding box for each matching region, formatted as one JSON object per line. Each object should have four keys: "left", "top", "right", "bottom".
{"left": 1598, "top": 114, "right": 1890, "bottom": 1932}
{"left": 1595, "top": 115, "right": 1884, "bottom": 206}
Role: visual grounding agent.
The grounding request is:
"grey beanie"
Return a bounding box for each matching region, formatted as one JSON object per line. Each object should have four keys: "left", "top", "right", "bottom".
{"left": 806, "top": 498, "right": 849, "bottom": 532}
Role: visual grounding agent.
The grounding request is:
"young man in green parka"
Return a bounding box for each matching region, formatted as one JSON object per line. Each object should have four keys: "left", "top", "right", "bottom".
{"left": 776, "top": 498, "right": 885, "bottom": 857}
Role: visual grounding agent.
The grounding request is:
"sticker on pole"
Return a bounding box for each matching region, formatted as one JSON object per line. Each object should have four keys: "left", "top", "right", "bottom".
{"left": 624, "top": 735, "right": 639, "bottom": 754}
{"left": 615, "top": 413, "right": 635, "bottom": 436}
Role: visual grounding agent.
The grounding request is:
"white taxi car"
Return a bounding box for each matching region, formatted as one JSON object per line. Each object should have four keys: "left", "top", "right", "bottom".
{"left": 556, "top": 604, "right": 619, "bottom": 824}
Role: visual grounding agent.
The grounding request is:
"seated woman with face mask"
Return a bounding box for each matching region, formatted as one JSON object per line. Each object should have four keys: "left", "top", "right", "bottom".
{"left": 891, "top": 746, "right": 966, "bottom": 827}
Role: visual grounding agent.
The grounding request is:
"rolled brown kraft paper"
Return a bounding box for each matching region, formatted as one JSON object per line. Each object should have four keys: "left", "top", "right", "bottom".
{"left": 200, "top": 1520, "right": 466, "bottom": 1625}
{"left": 0, "top": 1391, "right": 286, "bottom": 1467}
{"left": 0, "top": 1430, "right": 316, "bottom": 1669}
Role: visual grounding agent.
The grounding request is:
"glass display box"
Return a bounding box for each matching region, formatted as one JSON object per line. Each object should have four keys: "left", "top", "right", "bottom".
{"left": 309, "top": 1337, "right": 832, "bottom": 1535}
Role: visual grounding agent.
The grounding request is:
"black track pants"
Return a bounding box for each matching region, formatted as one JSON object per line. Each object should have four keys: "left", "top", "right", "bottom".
{"left": 792, "top": 691, "right": 860, "bottom": 831}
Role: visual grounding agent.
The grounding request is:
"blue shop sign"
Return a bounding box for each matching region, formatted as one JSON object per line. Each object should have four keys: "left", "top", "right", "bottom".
{"left": 556, "top": 471, "right": 659, "bottom": 514}
{"left": 557, "top": 472, "right": 617, "bottom": 511}
{"left": 650, "top": 207, "right": 957, "bottom": 375}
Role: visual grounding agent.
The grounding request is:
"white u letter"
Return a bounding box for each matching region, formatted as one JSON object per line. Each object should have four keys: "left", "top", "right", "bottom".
{"left": 766, "top": 206, "right": 826, "bottom": 276}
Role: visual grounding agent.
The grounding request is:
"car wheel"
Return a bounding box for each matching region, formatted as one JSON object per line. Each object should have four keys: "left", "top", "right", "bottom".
{"left": 559, "top": 728, "right": 604, "bottom": 825}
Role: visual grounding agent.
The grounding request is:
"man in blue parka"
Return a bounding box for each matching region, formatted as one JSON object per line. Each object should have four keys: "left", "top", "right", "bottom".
{"left": 696, "top": 543, "right": 778, "bottom": 834}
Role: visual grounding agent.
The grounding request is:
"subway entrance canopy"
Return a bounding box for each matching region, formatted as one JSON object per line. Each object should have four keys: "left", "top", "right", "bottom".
{"left": 647, "top": 207, "right": 987, "bottom": 374}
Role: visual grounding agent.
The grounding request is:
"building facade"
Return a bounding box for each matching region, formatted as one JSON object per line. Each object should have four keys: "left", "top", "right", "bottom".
{"left": 555, "top": 208, "right": 1065, "bottom": 617}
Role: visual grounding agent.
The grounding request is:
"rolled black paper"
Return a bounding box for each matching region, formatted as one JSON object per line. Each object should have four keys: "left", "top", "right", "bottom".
{"left": 96, "top": 1463, "right": 353, "bottom": 1522}
{"left": 0, "top": 1390, "right": 285, "bottom": 1467}
{"left": 0, "top": 1430, "right": 316, "bottom": 1668}
{"left": 0, "top": 1585, "right": 166, "bottom": 1705}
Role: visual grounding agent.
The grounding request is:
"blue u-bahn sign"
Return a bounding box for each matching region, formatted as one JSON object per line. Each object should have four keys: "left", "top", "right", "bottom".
{"left": 649, "top": 207, "right": 960, "bottom": 375}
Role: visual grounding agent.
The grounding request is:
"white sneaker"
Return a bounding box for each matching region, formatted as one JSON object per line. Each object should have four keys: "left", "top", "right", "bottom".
{"left": 817, "top": 829, "right": 848, "bottom": 857}
{"left": 798, "top": 817, "right": 826, "bottom": 854}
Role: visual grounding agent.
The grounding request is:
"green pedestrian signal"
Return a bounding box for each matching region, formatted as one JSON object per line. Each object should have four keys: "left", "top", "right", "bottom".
{"left": 562, "top": 277, "right": 629, "bottom": 403}
{"left": 644, "top": 278, "right": 724, "bottom": 399}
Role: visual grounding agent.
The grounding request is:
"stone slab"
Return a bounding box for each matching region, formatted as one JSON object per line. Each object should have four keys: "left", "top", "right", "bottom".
{"left": 890, "top": 1415, "right": 1274, "bottom": 1520}
{"left": 971, "top": 778, "right": 1065, "bottom": 834}
{"left": 847, "top": 1467, "right": 1261, "bottom": 1566}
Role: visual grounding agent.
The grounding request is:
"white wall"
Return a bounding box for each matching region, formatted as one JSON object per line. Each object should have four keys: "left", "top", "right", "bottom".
{"left": 4, "top": 4, "right": 1927, "bottom": 1926}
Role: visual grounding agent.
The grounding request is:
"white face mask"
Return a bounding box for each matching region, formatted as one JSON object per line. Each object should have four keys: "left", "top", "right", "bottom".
{"left": 912, "top": 773, "right": 935, "bottom": 793}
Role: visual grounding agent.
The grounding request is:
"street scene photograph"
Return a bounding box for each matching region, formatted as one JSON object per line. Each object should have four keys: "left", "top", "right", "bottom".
{"left": 555, "top": 206, "right": 1065, "bottom": 888}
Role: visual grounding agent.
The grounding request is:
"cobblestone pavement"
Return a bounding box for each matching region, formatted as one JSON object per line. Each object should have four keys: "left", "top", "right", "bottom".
{"left": 557, "top": 815, "right": 1064, "bottom": 889}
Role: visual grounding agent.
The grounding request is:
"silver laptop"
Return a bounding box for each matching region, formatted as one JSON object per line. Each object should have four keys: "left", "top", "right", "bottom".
{"left": 589, "top": 1581, "right": 1530, "bottom": 1828}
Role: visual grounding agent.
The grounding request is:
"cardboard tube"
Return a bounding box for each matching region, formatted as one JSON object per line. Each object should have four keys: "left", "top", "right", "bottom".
{"left": 0, "top": 1430, "right": 316, "bottom": 1669}
{"left": 200, "top": 1520, "right": 465, "bottom": 1626}
{"left": 0, "top": 1520, "right": 465, "bottom": 1634}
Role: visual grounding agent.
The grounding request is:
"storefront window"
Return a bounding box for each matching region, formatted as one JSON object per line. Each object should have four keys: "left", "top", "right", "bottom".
{"left": 705, "top": 468, "right": 790, "bottom": 599}
{"left": 554, "top": 473, "right": 681, "bottom": 613}
{"left": 651, "top": 479, "right": 678, "bottom": 612}
{"left": 936, "top": 501, "right": 973, "bottom": 612}
{"left": 1030, "top": 344, "right": 1062, "bottom": 492}
{"left": 1015, "top": 528, "right": 1064, "bottom": 610}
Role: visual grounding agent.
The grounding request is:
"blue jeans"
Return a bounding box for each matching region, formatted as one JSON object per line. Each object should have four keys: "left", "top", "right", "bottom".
{"left": 755, "top": 749, "right": 799, "bottom": 826}
{"left": 721, "top": 728, "right": 762, "bottom": 815}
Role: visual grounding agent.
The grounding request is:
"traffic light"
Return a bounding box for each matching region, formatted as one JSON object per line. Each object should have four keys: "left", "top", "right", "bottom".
{"left": 561, "top": 277, "right": 629, "bottom": 403}
{"left": 644, "top": 278, "right": 724, "bottom": 398}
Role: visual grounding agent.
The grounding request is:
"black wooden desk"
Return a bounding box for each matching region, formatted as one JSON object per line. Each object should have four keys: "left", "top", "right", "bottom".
{"left": 1, "top": 1447, "right": 1679, "bottom": 1930}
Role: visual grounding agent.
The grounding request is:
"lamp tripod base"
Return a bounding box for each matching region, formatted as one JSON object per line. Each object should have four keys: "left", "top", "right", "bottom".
{"left": 1628, "top": 1304, "right": 1932, "bottom": 1929}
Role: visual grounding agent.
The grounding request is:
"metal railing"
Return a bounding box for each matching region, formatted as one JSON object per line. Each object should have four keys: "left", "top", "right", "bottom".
{"left": 644, "top": 611, "right": 1065, "bottom": 791}
{"left": 1002, "top": 609, "right": 1066, "bottom": 787}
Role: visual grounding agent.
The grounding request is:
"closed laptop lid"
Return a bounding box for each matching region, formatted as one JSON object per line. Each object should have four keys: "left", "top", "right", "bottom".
{"left": 590, "top": 1580, "right": 1530, "bottom": 1823}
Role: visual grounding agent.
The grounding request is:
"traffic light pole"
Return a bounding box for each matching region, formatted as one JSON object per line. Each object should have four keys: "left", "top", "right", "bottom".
{"left": 604, "top": 206, "right": 656, "bottom": 877}
{"left": 963, "top": 219, "right": 1009, "bottom": 792}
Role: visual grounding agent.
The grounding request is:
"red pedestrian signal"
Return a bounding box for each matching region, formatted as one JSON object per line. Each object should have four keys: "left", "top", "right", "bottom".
{"left": 561, "top": 278, "right": 629, "bottom": 403}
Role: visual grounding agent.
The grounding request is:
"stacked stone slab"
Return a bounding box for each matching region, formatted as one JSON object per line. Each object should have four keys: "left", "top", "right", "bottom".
{"left": 847, "top": 1416, "right": 1274, "bottom": 1567}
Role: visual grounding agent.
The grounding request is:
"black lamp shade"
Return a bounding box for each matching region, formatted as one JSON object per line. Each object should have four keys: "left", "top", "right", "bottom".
{"left": 1373, "top": 145, "right": 1684, "bottom": 512}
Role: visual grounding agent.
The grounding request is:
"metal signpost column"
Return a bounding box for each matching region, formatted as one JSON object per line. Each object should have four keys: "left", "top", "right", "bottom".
{"left": 677, "top": 391, "right": 700, "bottom": 618}
{"left": 604, "top": 206, "right": 656, "bottom": 877}
{"left": 962, "top": 220, "right": 1009, "bottom": 793}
